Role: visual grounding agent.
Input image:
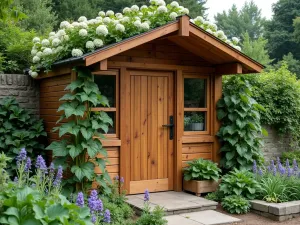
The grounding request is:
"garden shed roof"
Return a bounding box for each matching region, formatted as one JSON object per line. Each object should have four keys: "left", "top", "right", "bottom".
{"left": 52, "top": 16, "right": 264, "bottom": 74}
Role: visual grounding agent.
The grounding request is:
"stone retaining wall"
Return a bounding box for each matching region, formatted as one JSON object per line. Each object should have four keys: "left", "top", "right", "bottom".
{"left": 262, "top": 126, "right": 291, "bottom": 161}
{"left": 0, "top": 74, "right": 39, "bottom": 115}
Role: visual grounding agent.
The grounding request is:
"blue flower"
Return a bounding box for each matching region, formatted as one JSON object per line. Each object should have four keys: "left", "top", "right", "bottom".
{"left": 103, "top": 209, "right": 111, "bottom": 223}
{"left": 287, "top": 167, "right": 293, "bottom": 177}
{"left": 258, "top": 168, "right": 263, "bottom": 176}
{"left": 278, "top": 163, "right": 286, "bottom": 175}
{"left": 88, "top": 190, "right": 103, "bottom": 213}
{"left": 76, "top": 192, "right": 85, "bottom": 207}
{"left": 293, "top": 159, "right": 298, "bottom": 172}
{"left": 252, "top": 160, "right": 257, "bottom": 174}
{"left": 273, "top": 167, "right": 277, "bottom": 176}
{"left": 286, "top": 159, "right": 290, "bottom": 169}
{"left": 270, "top": 160, "right": 275, "bottom": 170}
{"left": 16, "top": 148, "right": 27, "bottom": 167}
{"left": 144, "top": 189, "right": 150, "bottom": 202}
{"left": 24, "top": 157, "right": 31, "bottom": 172}
{"left": 114, "top": 175, "right": 119, "bottom": 181}
{"left": 53, "top": 166, "right": 63, "bottom": 187}
{"left": 35, "top": 155, "right": 48, "bottom": 173}
{"left": 49, "top": 162, "right": 55, "bottom": 176}
{"left": 120, "top": 177, "right": 124, "bottom": 183}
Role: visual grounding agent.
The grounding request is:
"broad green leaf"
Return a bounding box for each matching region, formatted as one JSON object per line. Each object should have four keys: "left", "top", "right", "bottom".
{"left": 217, "top": 110, "right": 227, "bottom": 120}
{"left": 46, "top": 141, "right": 68, "bottom": 157}
{"left": 59, "top": 93, "right": 76, "bottom": 101}
{"left": 23, "top": 219, "right": 42, "bottom": 225}
{"left": 68, "top": 144, "right": 83, "bottom": 159}
{"left": 80, "top": 127, "right": 94, "bottom": 140}
{"left": 71, "top": 162, "right": 94, "bottom": 181}
{"left": 33, "top": 204, "right": 45, "bottom": 220}
{"left": 58, "top": 102, "right": 86, "bottom": 118}
{"left": 65, "top": 79, "right": 84, "bottom": 91}
{"left": 3, "top": 207, "right": 19, "bottom": 219}
{"left": 226, "top": 151, "right": 235, "bottom": 161}
{"left": 46, "top": 204, "right": 69, "bottom": 220}
{"left": 7, "top": 216, "right": 18, "bottom": 225}
{"left": 59, "top": 122, "right": 80, "bottom": 137}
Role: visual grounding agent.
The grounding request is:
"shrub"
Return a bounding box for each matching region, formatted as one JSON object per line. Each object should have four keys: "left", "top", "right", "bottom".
{"left": 0, "top": 153, "right": 10, "bottom": 192}
{"left": 282, "top": 151, "right": 300, "bottom": 165}
{"left": 219, "top": 169, "right": 260, "bottom": 200}
{"left": 183, "top": 158, "right": 221, "bottom": 181}
{"left": 221, "top": 195, "right": 250, "bottom": 214}
{"left": 0, "top": 97, "right": 46, "bottom": 175}
{"left": 217, "top": 76, "right": 266, "bottom": 171}
{"left": 46, "top": 67, "right": 113, "bottom": 193}
{"left": 205, "top": 190, "right": 224, "bottom": 202}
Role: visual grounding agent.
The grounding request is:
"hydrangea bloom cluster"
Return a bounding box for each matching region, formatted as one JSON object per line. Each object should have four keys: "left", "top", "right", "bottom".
{"left": 29, "top": 0, "right": 241, "bottom": 78}
{"left": 254, "top": 158, "right": 300, "bottom": 177}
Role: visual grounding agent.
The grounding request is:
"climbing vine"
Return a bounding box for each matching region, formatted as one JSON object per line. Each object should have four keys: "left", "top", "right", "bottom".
{"left": 217, "top": 76, "right": 267, "bottom": 171}
{"left": 46, "top": 67, "right": 113, "bottom": 193}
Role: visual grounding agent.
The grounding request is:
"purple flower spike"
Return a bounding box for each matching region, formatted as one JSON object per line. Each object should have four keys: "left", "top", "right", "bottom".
{"left": 276, "top": 157, "right": 281, "bottom": 167}
{"left": 270, "top": 160, "right": 275, "bottom": 170}
{"left": 53, "top": 166, "right": 63, "bottom": 187}
{"left": 293, "top": 159, "right": 298, "bottom": 172}
{"left": 103, "top": 209, "right": 111, "bottom": 223}
{"left": 287, "top": 167, "right": 293, "bottom": 177}
{"left": 35, "top": 155, "right": 48, "bottom": 173}
{"left": 76, "top": 192, "right": 85, "bottom": 207}
{"left": 286, "top": 159, "right": 290, "bottom": 169}
{"left": 278, "top": 163, "right": 286, "bottom": 175}
{"left": 91, "top": 214, "right": 97, "bottom": 223}
{"left": 114, "top": 175, "right": 119, "bottom": 181}
{"left": 120, "top": 177, "right": 124, "bottom": 183}
{"left": 144, "top": 189, "right": 150, "bottom": 202}
{"left": 49, "top": 162, "right": 55, "bottom": 175}
{"left": 267, "top": 166, "right": 271, "bottom": 172}
{"left": 16, "top": 148, "right": 27, "bottom": 167}
{"left": 273, "top": 167, "right": 277, "bottom": 176}
{"left": 24, "top": 157, "right": 31, "bottom": 172}
{"left": 252, "top": 160, "right": 257, "bottom": 174}
{"left": 88, "top": 190, "right": 103, "bottom": 213}
{"left": 258, "top": 168, "right": 263, "bottom": 176}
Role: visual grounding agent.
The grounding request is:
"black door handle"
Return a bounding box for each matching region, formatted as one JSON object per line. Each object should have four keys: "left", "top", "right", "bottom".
{"left": 162, "top": 116, "right": 174, "bottom": 140}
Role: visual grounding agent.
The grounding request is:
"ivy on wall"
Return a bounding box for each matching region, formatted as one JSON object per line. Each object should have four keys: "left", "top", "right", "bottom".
{"left": 217, "top": 76, "right": 267, "bottom": 170}
{"left": 46, "top": 67, "right": 113, "bottom": 193}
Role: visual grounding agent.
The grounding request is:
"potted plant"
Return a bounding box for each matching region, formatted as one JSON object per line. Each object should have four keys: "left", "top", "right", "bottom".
{"left": 183, "top": 158, "right": 221, "bottom": 196}
{"left": 190, "top": 113, "right": 204, "bottom": 131}
{"left": 184, "top": 115, "right": 191, "bottom": 130}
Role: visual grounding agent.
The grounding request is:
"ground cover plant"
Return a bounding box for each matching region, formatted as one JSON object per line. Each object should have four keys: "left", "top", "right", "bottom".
{"left": 28, "top": 0, "right": 241, "bottom": 77}
{"left": 221, "top": 195, "right": 250, "bottom": 214}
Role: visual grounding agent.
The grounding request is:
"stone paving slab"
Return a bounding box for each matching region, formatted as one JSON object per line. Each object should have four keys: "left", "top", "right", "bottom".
{"left": 165, "top": 210, "right": 241, "bottom": 225}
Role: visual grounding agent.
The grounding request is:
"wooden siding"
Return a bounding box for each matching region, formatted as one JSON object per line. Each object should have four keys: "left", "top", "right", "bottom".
{"left": 182, "top": 143, "right": 213, "bottom": 168}
{"left": 95, "top": 147, "right": 120, "bottom": 180}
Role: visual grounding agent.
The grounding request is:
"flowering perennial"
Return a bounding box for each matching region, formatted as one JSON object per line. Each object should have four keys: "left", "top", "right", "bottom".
{"left": 254, "top": 159, "right": 300, "bottom": 177}
{"left": 29, "top": 0, "right": 241, "bottom": 77}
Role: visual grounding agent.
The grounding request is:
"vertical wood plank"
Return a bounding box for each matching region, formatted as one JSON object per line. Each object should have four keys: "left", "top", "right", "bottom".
{"left": 175, "top": 70, "right": 184, "bottom": 191}
{"left": 168, "top": 74, "right": 174, "bottom": 189}
{"left": 120, "top": 67, "right": 130, "bottom": 192}
{"left": 150, "top": 77, "right": 158, "bottom": 179}
{"left": 157, "top": 77, "right": 164, "bottom": 179}
{"left": 140, "top": 76, "right": 148, "bottom": 180}
{"left": 147, "top": 76, "right": 152, "bottom": 179}
{"left": 163, "top": 77, "right": 168, "bottom": 178}
{"left": 213, "top": 75, "right": 222, "bottom": 164}
{"left": 130, "top": 76, "right": 135, "bottom": 180}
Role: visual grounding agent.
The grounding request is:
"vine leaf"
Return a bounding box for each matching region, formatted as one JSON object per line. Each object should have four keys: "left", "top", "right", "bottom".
{"left": 46, "top": 140, "right": 68, "bottom": 157}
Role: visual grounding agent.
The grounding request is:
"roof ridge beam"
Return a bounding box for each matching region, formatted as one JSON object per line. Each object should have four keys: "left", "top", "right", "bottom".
{"left": 179, "top": 15, "right": 190, "bottom": 36}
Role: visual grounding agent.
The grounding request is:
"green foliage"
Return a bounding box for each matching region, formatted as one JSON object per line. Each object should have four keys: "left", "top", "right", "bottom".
{"left": 165, "top": 0, "right": 207, "bottom": 18}
{"left": 0, "top": 22, "right": 35, "bottom": 73}
{"left": 265, "top": 0, "right": 300, "bottom": 62}
{"left": 0, "top": 0, "right": 26, "bottom": 22}
{"left": 214, "top": 0, "right": 266, "bottom": 40}
{"left": 0, "top": 97, "right": 46, "bottom": 175}
{"left": 269, "top": 53, "right": 300, "bottom": 79}
{"left": 282, "top": 151, "right": 300, "bottom": 165}
{"left": 0, "top": 153, "right": 10, "bottom": 192}
{"left": 253, "top": 64, "right": 300, "bottom": 145}
{"left": 293, "top": 17, "right": 300, "bottom": 44}
{"left": 242, "top": 32, "right": 273, "bottom": 66}
{"left": 46, "top": 67, "right": 113, "bottom": 193}
{"left": 135, "top": 206, "right": 167, "bottom": 225}
{"left": 190, "top": 113, "right": 204, "bottom": 123}
{"left": 217, "top": 76, "right": 266, "bottom": 170}
{"left": 221, "top": 195, "right": 250, "bottom": 214}
{"left": 183, "top": 158, "right": 221, "bottom": 181}
{"left": 205, "top": 190, "right": 224, "bottom": 202}
{"left": 14, "top": 0, "right": 57, "bottom": 35}
{"left": 219, "top": 169, "right": 260, "bottom": 200}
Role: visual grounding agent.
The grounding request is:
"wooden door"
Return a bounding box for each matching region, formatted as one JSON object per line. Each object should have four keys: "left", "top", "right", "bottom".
{"left": 128, "top": 70, "right": 174, "bottom": 194}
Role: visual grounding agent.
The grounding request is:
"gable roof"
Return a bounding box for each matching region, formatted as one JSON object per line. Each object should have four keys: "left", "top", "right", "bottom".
{"left": 53, "top": 15, "right": 264, "bottom": 73}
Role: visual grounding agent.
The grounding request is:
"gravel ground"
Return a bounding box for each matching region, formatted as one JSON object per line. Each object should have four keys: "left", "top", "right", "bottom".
{"left": 216, "top": 205, "right": 300, "bottom": 225}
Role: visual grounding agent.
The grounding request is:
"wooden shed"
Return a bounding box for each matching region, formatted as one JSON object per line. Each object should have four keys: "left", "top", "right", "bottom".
{"left": 38, "top": 16, "right": 263, "bottom": 194}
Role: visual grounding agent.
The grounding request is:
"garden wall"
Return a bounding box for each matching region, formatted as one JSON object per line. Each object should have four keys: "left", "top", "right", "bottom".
{"left": 0, "top": 74, "right": 39, "bottom": 115}
{"left": 262, "top": 125, "right": 291, "bottom": 161}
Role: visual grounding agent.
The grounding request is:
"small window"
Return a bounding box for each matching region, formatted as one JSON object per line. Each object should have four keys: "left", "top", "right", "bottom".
{"left": 183, "top": 76, "right": 210, "bottom": 134}
{"left": 92, "top": 70, "right": 119, "bottom": 137}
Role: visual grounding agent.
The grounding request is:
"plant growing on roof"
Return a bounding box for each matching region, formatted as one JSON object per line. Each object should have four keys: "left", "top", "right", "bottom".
{"left": 217, "top": 76, "right": 267, "bottom": 170}
{"left": 46, "top": 67, "right": 113, "bottom": 194}
{"left": 29, "top": 0, "right": 241, "bottom": 77}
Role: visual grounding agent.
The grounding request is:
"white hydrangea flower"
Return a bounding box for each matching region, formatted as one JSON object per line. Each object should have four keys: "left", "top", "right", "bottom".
{"left": 181, "top": 8, "right": 189, "bottom": 14}
{"left": 216, "top": 30, "right": 225, "bottom": 38}
{"left": 79, "top": 29, "right": 88, "bottom": 37}
{"left": 103, "top": 17, "right": 111, "bottom": 24}
{"left": 96, "top": 25, "right": 108, "bottom": 36}
{"left": 61, "top": 35, "right": 69, "bottom": 41}
{"left": 93, "top": 39, "right": 103, "bottom": 47}
{"left": 106, "top": 10, "right": 114, "bottom": 17}
{"left": 169, "top": 12, "right": 178, "bottom": 20}
{"left": 72, "top": 49, "right": 83, "bottom": 57}
{"left": 115, "top": 13, "right": 123, "bottom": 19}
{"left": 121, "top": 16, "right": 130, "bottom": 23}
{"left": 98, "top": 11, "right": 105, "bottom": 17}
{"left": 134, "top": 16, "right": 141, "bottom": 21}
{"left": 78, "top": 16, "right": 87, "bottom": 22}
{"left": 144, "top": 20, "right": 151, "bottom": 25}
{"left": 134, "top": 20, "right": 142, "bottom": 28}
{"left": 31, "top": 49, "right": 38, "bottom": 56}
{"left": 79, "top": 22, "right": 88, "bottom": 29}
{"left": 131, "top": 5, "right": 139, "bottom": 11}
{"left": 32, "top": 56, "right": 40, "bottom": 63}
{"left": 33, "top": 37, "right": 40, "bottom": 43}
{"left": 72, "top": 22, "right": 80, "bottom": 27}
{"left": 170, "top": 1, "right": 179, "bottom": 7}
{"left": 49, "top": 32, "right": 56, "bottom": 37}
{"left": 140, "top": 22, "right": 150, "bottom": 30}
{"left": 86, "top": 41, "right": 95, "bottom": 49}
{"left": 57, "top": 29, "right": 66, "bottom": 37}
{"left": 112, "top": 19, "right": 120, "bottom": 25}
{"left": 52, "top": 38, "right": 61, "bottom": 47}
{"left": 36, "top": 51, "right": 43, "bottom": 57}
{"left": 157, "top": 0, "right": 166, "bottom": 6}
{"left": 234, "top": 46, "right": 242, "bottom": 51}
{"left": 206, "top": 29, "right": 213, "bottom": 34}
{"left": 232, "top": 37, "right": 240, "bottom": 44}
{"left": 148, "top": 11, "right": 153, "bottom": 16}
{"left": 41, "top": 39, "right": 50, "bottom": 47}
{"left": 66, "top": 24, "right": 74, "bottom": 29}
{"left": 43, "top": 48, "right": 53, "bottom": 56}
{"left": 210, "top": 23, "right": 218, "bottom": 31}
{"left": 115, "top": 24, "right": 125, "bottom": 32}
{"left": 157, "top": 6, "right": 168, "bottom": 13}
{"left": 195, "top": 16, "right": 204, "bottom": 23}
{"left": 149, "top": 0, "right": 158, "bottom": 5}
{"left": 123, "top": 7, "right": 131, "bottom": 14}
{"left": 190, "top": 19, "right": 195, "bottom": 24}
{"left": 60, "top": 21, "right": 70, "bottom": 29}
{"left": 31, "top": 71, "right": 38, "bottom": 78}
{"left": 87, "top": 19, "right": 97, "bottom": 25}
{"left": 54, "top": 46, "right": 64, "bottom": 54}
{"left": 141, "top": 5, "right": 148, "bottom": 10}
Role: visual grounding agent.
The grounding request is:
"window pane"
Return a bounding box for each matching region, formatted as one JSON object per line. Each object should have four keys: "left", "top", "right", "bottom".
{"left": 91, "top": 111, "right": 116, "bottom": 134}
{"left": 184, "top": 112, "right": 206, "bottom": 131}
{"left": 94, "top": 75, "right": 116, "bottom": 107}
{"left": 184, "top": 78, "right": 206, "bottom": 108}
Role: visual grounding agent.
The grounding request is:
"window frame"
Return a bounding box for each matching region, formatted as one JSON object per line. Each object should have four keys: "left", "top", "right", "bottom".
{"left": 91, "top": 70, "right": 119, "bottom": 138}
{"left": 183, "top": 74, "right": 211, "bottom": 135}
